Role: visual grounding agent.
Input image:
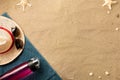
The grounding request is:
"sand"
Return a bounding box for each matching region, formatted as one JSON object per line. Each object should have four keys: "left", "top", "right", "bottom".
{"left": 0, "top": 0, "right": 120, "bottom": 80}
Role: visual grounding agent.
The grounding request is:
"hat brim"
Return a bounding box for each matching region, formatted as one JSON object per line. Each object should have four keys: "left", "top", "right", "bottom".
{"left": 0, "top": 16, "right": 25, "bottom": 65}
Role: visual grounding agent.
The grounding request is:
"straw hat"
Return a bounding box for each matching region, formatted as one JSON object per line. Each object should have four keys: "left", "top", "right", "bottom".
{"left": 0, "top": 16, "right": 25, "bottom": 65}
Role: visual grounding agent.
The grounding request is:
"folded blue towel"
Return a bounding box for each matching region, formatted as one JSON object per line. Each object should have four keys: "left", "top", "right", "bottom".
{"left": 0, "top": 13, "right": 61, "bottom": 80}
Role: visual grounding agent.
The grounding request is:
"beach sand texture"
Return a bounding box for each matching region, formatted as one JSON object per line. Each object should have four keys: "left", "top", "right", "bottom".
{"left": 0, "top": 0, "right": 120, "bottom": 79}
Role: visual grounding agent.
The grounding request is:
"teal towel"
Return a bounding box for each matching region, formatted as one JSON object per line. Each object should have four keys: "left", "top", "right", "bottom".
{"left": 0, "top": 13, "right": 61, "bottom": 80}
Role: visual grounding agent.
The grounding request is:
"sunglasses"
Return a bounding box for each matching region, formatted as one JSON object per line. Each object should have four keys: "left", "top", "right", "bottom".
{"left": 11, "top": 27, "right": 23, "bottom": 49}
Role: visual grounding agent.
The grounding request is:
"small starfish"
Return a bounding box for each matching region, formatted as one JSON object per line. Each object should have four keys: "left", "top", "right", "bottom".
{"left": 102, "top": 0, "right": 117, "bottom": 10}
{"left": 16, "top": 0, "right": 32, "bottom": 11}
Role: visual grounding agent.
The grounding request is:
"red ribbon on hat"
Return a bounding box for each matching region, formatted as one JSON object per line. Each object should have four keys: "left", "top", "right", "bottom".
{"left": 0, "top": 26, "right": 14, "bottom": 54}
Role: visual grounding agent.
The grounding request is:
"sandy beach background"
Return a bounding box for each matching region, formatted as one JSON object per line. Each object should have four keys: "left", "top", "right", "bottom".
{"left": 0, "top": 0, "right": 120, "bottom": 80}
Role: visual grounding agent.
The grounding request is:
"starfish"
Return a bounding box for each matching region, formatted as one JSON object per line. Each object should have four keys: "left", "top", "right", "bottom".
{"left": 102, "top": 0, "right": 117, "bottom": 10}
{"left": 16, "top": 0, "right": 32, "bottom": 11}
